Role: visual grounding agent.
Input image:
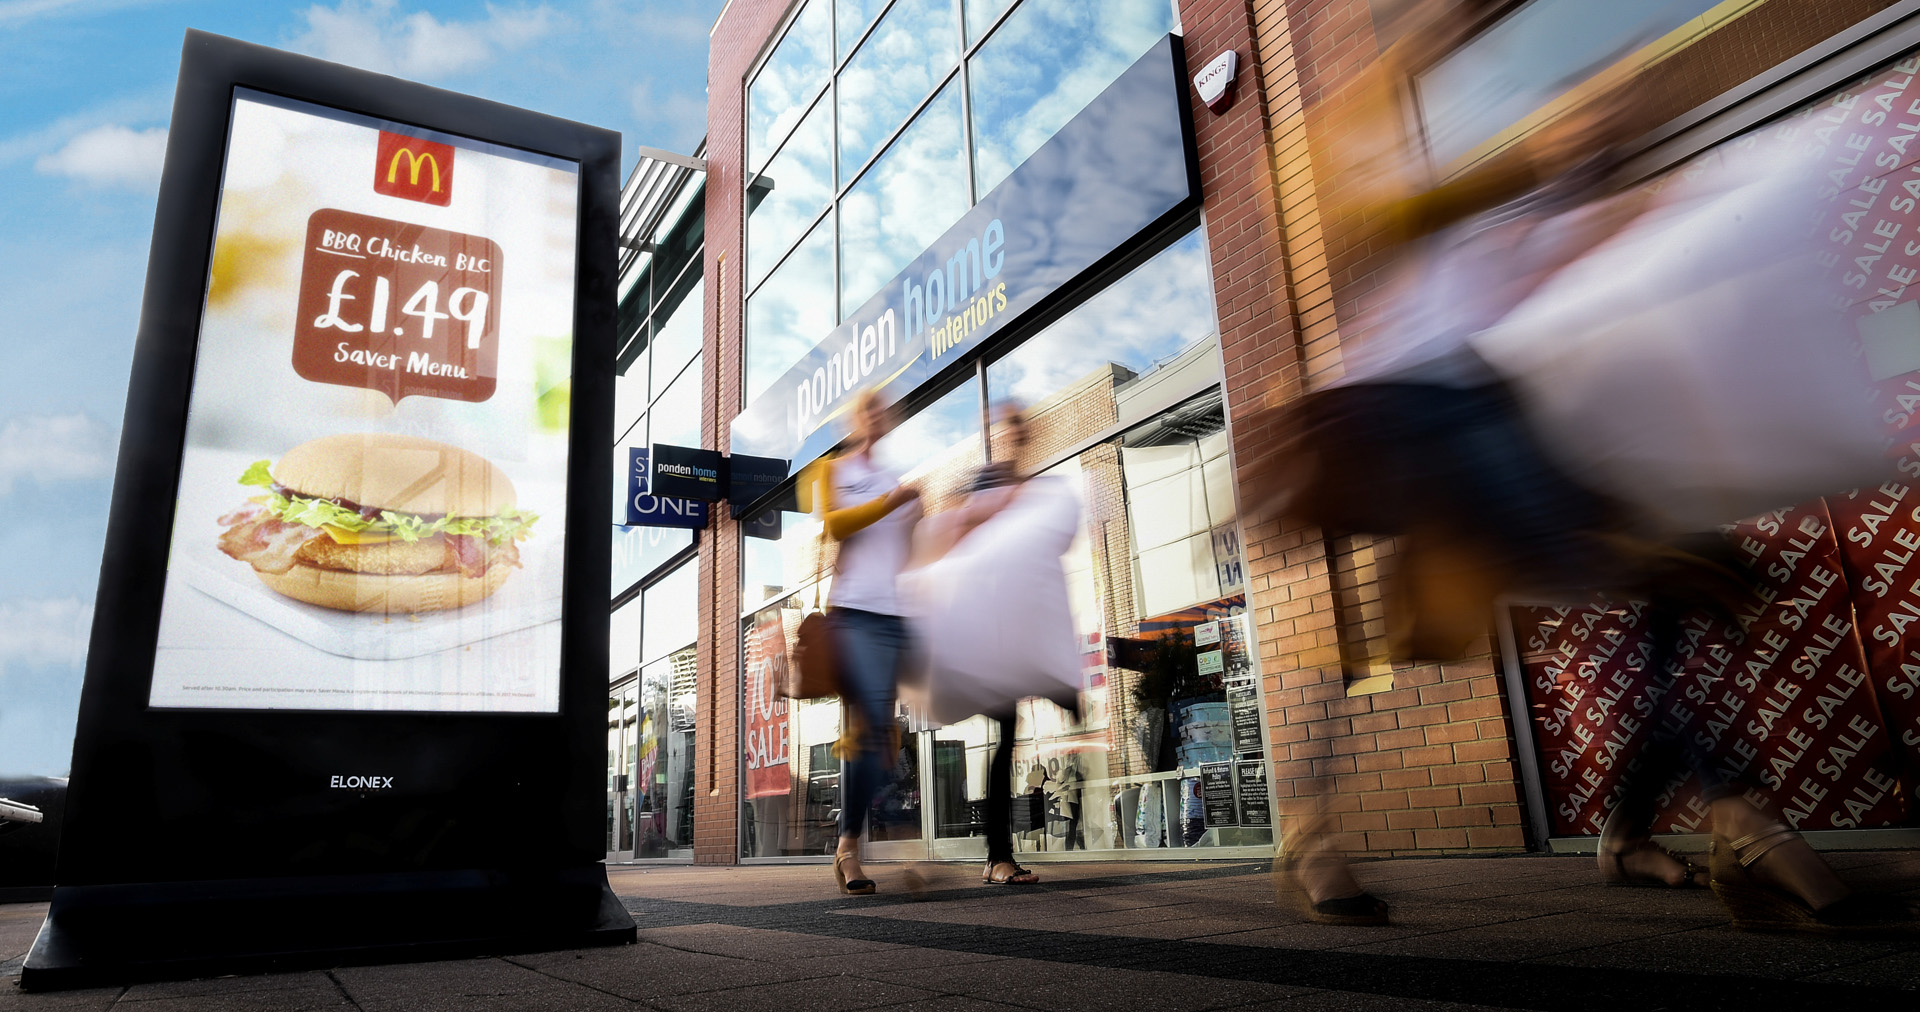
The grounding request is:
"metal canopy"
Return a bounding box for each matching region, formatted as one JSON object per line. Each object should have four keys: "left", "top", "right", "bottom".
{"left": 619, "top": 144, "right": 707, "bottom": 280}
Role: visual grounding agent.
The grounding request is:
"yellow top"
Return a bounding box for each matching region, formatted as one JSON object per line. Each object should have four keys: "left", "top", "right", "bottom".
{"left": 803, "top": 454, "right": 892, "bottom": 540}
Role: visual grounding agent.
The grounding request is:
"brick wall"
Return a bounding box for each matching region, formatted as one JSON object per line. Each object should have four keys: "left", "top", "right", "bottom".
{"left": 696, "top": 0, "right": 797, "bottom": 865}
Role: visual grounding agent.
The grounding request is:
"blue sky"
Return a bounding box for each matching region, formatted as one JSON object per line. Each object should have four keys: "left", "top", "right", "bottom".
{"left": 0, "top": 0, "right": 723, "bottom": 777}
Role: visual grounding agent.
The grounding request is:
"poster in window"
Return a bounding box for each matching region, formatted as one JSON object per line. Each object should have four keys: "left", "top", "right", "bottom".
{"left": 145, "top": 89, "right": 579, "bottom": 712}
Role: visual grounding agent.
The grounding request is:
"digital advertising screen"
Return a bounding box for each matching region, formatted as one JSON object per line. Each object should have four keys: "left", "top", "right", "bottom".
{"left": 146, "top": 89, "right": 580, "bottom": 713}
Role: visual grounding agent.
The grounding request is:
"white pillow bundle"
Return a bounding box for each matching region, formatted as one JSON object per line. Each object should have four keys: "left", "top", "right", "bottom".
{"left": 899, "top": 475, "right": 1085, "bottom": 727}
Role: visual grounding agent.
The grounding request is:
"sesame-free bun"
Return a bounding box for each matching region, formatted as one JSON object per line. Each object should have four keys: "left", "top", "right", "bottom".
{"left": 272, "top": 434, "right": 515, "bottom": 516}
{"left": 255, "top": 561, "right": 512, "bottom": 614}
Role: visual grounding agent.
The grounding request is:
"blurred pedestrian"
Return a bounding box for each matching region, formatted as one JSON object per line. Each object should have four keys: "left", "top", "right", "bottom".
{"left": 811, "top": 389, "right": 922, "bottom": 895}
{"left": 903, "top": 403, "right": 1084, "bottom": 886}
{"left": 1257, "top": 0, "right": 1909, "bottom": 934}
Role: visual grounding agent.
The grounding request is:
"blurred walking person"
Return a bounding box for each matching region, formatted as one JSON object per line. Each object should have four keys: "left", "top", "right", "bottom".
{"left": 904, "top": 403, "right": 1083, "bottom": 887}
{"left": 1258, "top": 0, "right": 1909, "bottom": 933}
{"left": 811, "top": 390, "right": 921, "bottom": 895}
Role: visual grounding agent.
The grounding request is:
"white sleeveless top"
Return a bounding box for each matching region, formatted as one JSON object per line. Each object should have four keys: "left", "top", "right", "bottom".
{"left": 827, "top": 453, "right": 916, "bottom": 616}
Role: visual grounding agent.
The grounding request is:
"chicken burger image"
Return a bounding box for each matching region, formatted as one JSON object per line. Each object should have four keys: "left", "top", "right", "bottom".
{"left": 217, "top": 434, "right": 536, "bottom": 613}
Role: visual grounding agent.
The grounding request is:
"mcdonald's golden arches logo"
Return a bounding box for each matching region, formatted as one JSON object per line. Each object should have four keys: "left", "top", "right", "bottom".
{"left": 374, "top": 131, "right": 454, "bottom": 206}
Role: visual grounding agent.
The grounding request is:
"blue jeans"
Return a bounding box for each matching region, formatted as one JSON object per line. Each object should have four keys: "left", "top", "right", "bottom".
{"left": 833, "top": 608, "right": 910, "bottom": 839}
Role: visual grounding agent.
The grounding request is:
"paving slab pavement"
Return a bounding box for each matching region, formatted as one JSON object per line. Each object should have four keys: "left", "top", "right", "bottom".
{"left": 0, "top": 854, "right": 1914, "bottom": 1010}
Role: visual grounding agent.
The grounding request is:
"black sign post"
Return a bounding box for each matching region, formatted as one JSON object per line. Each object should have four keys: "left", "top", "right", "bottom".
{"left": 23, "top": 31, "right": 628, "bottom": 989}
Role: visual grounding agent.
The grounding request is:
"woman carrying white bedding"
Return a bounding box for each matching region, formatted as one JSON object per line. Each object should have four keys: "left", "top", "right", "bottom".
{"left": 904, "top": 403, "right": 1083, "bottom": 886}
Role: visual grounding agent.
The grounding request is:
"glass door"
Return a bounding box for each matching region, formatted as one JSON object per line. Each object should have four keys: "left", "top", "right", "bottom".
{"left": 606, "top": 681, "right": 639, "bottom": 860}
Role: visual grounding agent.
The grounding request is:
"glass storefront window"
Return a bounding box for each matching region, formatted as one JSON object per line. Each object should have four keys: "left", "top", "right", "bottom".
{"left": 741, "top": 588, "right": 842, "bottom": 858}
{"left": 748, "top": 96, "right": 835, "bottom": 290}
{"left": 985, "top": 228, "right": 1217, "bottom": 447}
{"left": 836, "top": 0, "right": 888, "bottom": 60}
{"left": 746, "top": 216, "right": 836, "bottom": 404}
{"left": 610, "top": 598, "right": 641, "bottom": 680}
{"left": 611, "top": 439, "right": 643, "bottom": 523}
{"left": 749, "top": 0, "right": 832, "bottom": 176}
{"left": 612, "top": 524, "right": 693, "bottom": 598}
{"left": 967, "top": 0, "right": 1173, "bottom": 197}
{"left": 614, "top": 364, "right": 647, "bottom": 447}
{"left": 609, "top": 684, "right": 637, "bottom": 852}
{"left": 742, "top": 509, "right": 827, "bottom": 612}
{"left": 883, "top": 374, "right": 982, "bottom": 478}
{"left": 642, "top": 560, "right": 698, "bottom": 665}
{"left": 649, "top": 354, "right": 703, "bottom": 452}
{"left": 631, "top": 647, "right": 698, "bottom": 858}
{"left": 650, "top": 276, "right": 704, "bottom": 400}
{"left": 838, "top": 79, "right": 970, "bottom": 314}
{"left": 1418, "top": 0, "right": 1720, "bottom": 167}
{"left": 837, "top": 0, "right": 960, "bottom": 183}
{"left": 964, "top": 0, "right": 1015, "bottom": 45}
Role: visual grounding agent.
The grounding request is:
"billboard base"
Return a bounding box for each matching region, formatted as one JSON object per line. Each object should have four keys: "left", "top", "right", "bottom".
{"left": 18, "top": 865, "right": 635, "bottom": 991}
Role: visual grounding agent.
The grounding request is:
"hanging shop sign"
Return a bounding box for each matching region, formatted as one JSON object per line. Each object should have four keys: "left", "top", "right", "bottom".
{"left": 625, "top": 449, "right": 709, "bottom": 529}
{"left": 24, "top": 30, "right": 628, "bottom": 989}
{"left": 728, "top": 453, "right": 789, "bottom": 514}
{"left": 650, "top": 443, "right": 726, "bottom": 501}
{"left": 729, "top": 33, "right": 1200, "bottom": 474}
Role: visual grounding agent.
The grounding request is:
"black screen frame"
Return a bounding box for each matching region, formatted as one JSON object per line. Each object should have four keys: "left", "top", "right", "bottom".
{"left": 57, "top": 29, "right": 619, "bottom": 887}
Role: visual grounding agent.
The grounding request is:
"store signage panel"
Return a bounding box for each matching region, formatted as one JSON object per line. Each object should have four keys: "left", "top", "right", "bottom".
{"left": 28, "top": 31, "right": 628, "bottom": 987}
{"left": 730, "top": 34, "right": 1199, "bottom": 471}
{"left": 729, "top": 453, "right": 789, "bottom": 507}
{"left": 650, "top": 443, "right": 726, "bottom": 501}
{"left": 625, "top": 448, "right": 708, "bottom": 528}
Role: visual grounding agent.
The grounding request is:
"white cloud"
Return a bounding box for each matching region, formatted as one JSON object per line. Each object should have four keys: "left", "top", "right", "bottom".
{"left": 0, "top": 413, "right": 114, "bottom": 495}
{"left": 0, "top": 597, "right": 92, "bottom": 672}
{"left": 289, "top": 0, "right": 566, "bottom": 80}
{"left": 627, "top": 81, "right": 707, "bottom": 149}
{"left": 33, "top": 124, "right": 167, "bottom": 190}
{"left": 0, "top": 0, "right": 84, "bottom": 24}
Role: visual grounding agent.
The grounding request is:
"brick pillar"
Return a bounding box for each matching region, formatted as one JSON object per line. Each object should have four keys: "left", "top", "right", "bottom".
{"left": 1179, "top": 0, "right": 1528, "bottom": 854}
{"left": 694, "top": 0, "right": 795, "bottom": 866}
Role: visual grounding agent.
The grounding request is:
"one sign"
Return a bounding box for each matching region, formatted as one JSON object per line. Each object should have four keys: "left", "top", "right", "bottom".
{"left": 1235, "top": 761, "right": 1272, "bottom": 827}
{"left": 650, "top": 443, "right": 726, "bottom": 501}
{"left": 1193, "top": 49, "right": 1238, "bottom": 112}
{"left": 729, "top": 34, "right": 1199, "bottom": 472}
{"left": 24, "top": 30, "right": 629, "bottom": 989}
{"left": 625, "top": 448, "right": 708, "bottom": 528}
{"left": 1200, "top": 762, "right": 1237, "bottom": 828}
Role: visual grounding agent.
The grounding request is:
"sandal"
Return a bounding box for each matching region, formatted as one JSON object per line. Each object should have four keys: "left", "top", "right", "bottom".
{"left": 983, "top": 861, "right": 1039, "bottom": 885}
{"left": 1710, "top": 822, "right": 1912, "bottom": 934}
{"left": 833, "top": 851, "right": 876, "bottom": 896}
{"left": 1600, "top": 841, "right": 1706, "bottom": 888}
{"left": 1598, "top": 809, "right": 1706, "bottom": 888}
{"left": 1273, "top": 819, "right": 1389, "bottom": 926}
